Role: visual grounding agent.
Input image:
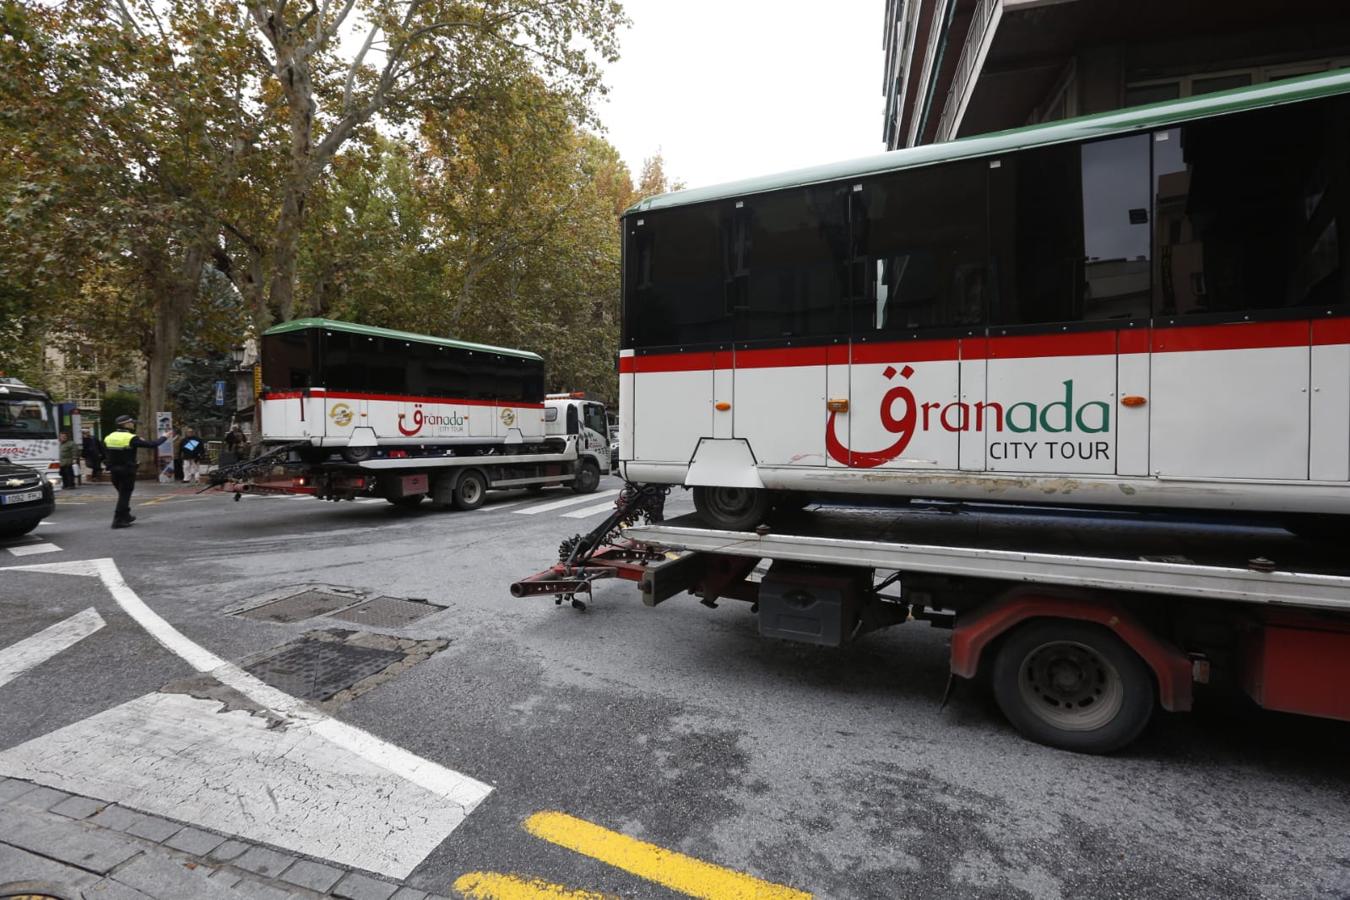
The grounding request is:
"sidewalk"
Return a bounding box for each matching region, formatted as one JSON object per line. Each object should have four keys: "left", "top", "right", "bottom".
{"left": 0, "top": 777, "right": 448, "bottom": 900}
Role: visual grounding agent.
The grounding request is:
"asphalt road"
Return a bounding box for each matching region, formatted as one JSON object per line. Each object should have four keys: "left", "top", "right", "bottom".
{"left": 2, "top": 478, "right": 1349, "bottom": 898}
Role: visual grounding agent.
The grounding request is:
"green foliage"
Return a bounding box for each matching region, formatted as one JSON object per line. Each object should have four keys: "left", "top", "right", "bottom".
{"left": 168, "top": 355, "right": 234, "bottom": 438}
{"left": 99, "top": 391, "right": 141, "bottom": 435}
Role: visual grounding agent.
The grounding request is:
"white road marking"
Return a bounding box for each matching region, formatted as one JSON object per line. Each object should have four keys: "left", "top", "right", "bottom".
{"left": 513, "top": 488, "right": 620, "bottom": 515}
{"left": 0, "top": 558, "right": 492, "bottom": 878}
{"left": 0, "top": 691, "right": 471, "bottom": 878}
{"left": 7, "top": 541, "right": 61, "bottom": 557}
{"left": 0, "top": 607, "right": 105, "bottom": 688}
{"left": 561, "top": 500, "right": 620, "bottom": 519}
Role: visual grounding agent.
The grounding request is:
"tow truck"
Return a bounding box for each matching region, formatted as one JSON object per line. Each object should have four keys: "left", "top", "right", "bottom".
{"left": 512, "top": 492, "right": 1350, "bottom": 753}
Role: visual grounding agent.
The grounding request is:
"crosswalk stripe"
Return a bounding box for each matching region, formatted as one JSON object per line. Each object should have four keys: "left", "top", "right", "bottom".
{"left": 7, "top": 542, "right": 61, "bottom": 557}
{"left": 0, "top": 607, "right": 105, "bottom": 689}
{"left": 561, "top": 500, "right": 619, "bottom": 519}
{"left": 513, "top": 489, "right": 620, "bottom": 516}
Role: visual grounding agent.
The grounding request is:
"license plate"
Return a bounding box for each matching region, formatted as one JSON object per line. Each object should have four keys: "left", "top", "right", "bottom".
{"left": 1, "top": 490, "right": 42, "bottom": 505}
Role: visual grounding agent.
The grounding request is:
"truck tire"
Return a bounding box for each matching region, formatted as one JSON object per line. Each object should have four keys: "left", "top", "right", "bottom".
{"left": 692, "top": 486, "right": 773, "bottom": 531}
{"left": 571, "top": 459, "right": 601, "bottom": 494}
{"left": 452, "top": 470, "right": 487, "bottom": 511}
{"left": 991, "top": 620, "right": 1155, "bottom": 754}
{"left": 341, "top": 446, "right": 374, "bottom": 463}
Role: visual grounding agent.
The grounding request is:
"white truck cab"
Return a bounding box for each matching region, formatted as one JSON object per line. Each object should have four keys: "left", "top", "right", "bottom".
{"left": 545, "top": 394, "right": 611, "bottom": 472}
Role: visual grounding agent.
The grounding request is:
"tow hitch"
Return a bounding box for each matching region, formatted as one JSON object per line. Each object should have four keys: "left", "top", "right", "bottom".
{"left": 509, "top": 483, "right": 669, "bottom": 610}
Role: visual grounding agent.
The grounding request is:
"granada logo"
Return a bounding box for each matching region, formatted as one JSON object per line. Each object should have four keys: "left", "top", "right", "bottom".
{"left": 329, "top": 403, "right": 354, "bottom": 427}
{"left": 398, "top": 404, "right": 466, "bottom": 436}
{"left": 826, "top": 366, "right": 1110, "bottom": 468}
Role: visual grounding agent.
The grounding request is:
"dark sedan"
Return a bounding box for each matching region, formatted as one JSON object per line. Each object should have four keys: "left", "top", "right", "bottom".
{"left": 0, "top": 457, "right": 54, "bottom": 538}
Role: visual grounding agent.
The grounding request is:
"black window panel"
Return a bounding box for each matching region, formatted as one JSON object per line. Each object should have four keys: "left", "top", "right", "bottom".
{"left": 366, "top": 338, "right": 407, "bottom": 394}
{"left": 990, "top": 135, "right": 1151, "bottom": 326}
{"left": 261, "top": 331, "right": 315, "bottom": 391}
{"left": 737, "top": 184, "right": 849, "bottom": 341}
{"left": 857, "top": 159, "right": 989, "bottom": 335}
{"left": 418, "top": 345, "right": 470, "bottom": 398}
{"left": 1153, "top": 96, "right": 1350, "bottom": 317}
{"left": 319, "top": 330, "right": 371, "bottom": 392}
{"left": 623, "top": 204, "right": 731, "bottom": 349}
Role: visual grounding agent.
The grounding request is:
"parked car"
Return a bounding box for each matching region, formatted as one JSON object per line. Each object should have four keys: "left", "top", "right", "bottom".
{"left": 0, "top": 456, "right": 54, "bottom": 538}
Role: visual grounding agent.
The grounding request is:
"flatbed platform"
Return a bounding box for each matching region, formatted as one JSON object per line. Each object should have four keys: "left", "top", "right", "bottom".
{"left": 625, "top": 504, "right": 1350, "bottom": 611}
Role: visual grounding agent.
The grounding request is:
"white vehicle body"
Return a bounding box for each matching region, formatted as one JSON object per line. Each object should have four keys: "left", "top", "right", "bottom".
{"left": 618, "top": 72, "right": 1350, "bottom": 519}
{"left": 0, "top": 378, "right": 61, "bottom": 486}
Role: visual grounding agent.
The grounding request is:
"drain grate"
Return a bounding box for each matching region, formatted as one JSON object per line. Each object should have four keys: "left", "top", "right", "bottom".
{"left": 243, "top": 639, "right": 403, "bottom": 700}
{"left": 327, "top": 596, "right": 445, "bottom": 628}
{"left": 235, "top": 590, "right": 360, "bottom": 623}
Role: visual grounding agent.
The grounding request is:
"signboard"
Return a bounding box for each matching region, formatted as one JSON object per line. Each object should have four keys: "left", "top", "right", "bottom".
{"left": 214, "top": 380, "right": 226, "bottom": 406}
{"left": 253, "top": 365, "right": 262, "bottom": 398}
{"left": 155, "top": 411, "right": 173, "bottom": 458}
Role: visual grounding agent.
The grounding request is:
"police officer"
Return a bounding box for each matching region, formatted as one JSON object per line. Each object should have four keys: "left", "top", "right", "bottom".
{"left": 103, "top": 415, "right": 168, "bottom": 529}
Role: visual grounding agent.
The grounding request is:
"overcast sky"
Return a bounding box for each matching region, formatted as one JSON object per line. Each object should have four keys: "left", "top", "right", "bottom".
{"left": 596, "top": 0, "right": 887, "bottom": 191}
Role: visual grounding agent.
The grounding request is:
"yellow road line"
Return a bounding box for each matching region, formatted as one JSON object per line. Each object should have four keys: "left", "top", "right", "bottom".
{"left": 453, "top": 872, "right": 615, "bottom": 900}
{"left": 523, "top": 811, "right": 811, "bottom": 900}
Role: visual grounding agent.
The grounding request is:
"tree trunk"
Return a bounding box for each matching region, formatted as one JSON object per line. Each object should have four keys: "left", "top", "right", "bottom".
{"left": 137, "top": 240, "right": 207, "bottom": 475}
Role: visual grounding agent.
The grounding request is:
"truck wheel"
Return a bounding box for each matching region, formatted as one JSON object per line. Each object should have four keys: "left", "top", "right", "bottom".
{"left": 341, "top": 446, "right": 374, "bottom": 463}
{"left": 571, "top": 460, "right": 601, "bottom": 494}
{"left": 452, "top": 470, "right": 487, "bottom": 511}
{"left": 991, "top": 620, "right": 1155, "bottom": 754}
{"left": 692, "top": 486, "right": 772, "bottom": 531}
{"left": 386, "top": 494, "right": 425, "bottom": 508}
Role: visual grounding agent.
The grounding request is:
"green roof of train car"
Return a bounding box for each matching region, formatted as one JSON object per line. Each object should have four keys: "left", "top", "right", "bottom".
{"left": 264, "top": 318, "right": 543, "bottom": 361}
{"left": 627, "top": 67, "right": 1350, "bottom": 215}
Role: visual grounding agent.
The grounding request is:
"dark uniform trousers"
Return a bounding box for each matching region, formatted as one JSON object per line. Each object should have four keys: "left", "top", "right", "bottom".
{"left": 103, "top": 429, "right": 148, "bottom": 526}
{"left": 110, "top": 466, "right": 137, "bottom": 523}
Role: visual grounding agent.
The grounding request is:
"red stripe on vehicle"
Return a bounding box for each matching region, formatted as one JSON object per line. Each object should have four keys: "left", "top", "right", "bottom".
{"left": 735, "top": 345, "right": 831, "bottom": 368}
{"left": 1313, "top": 317, "right": 1350, "bottom": 345}
{"left": 851, "top": 338, "right": 960, "bottom": 365}
{"left": 618, "top": 356, "right": 636, "bottom": 374}
{"left": 986, "top": 330, "right": 1118, "bottom": 359}
{"left": 633, "top": 351, "right": 722, "bottom": 373}
{"left": 260, "top": 390, "right": 543, "bottom": 409}
{"left": 1153, "top": 320, "right": 1309, "bottom": 353}
{"left": 1118, "top": 329, "right": 1149, "bottom": 354}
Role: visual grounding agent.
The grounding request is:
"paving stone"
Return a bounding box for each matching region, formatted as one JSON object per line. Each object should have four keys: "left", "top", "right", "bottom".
{"left": 0, "top": 803, "right": 144, "bottom": 875}
{"left": 233, "top": 878, "right": 299, "bottom": 900}
{"left": 10, "top": 784, "right": 69, "bottom": 810}
{"left": 0, "top": 776, "right": 37, "bottom": 801}
{"left": 84, "top": 877, "right": 155, "bottom": 899}
{"left": 107, "top": 853, "right": 241, "bottom": 900}
{"left": 207, "top": 865, "right": 245, "bottom": 888}
{"left": 0, "top": 841, "right": 101, "bottom": 890}
{"left": 164, "top": 825, "right": 227, "bottom": 856}
{"left": 234, "top": 844, "right": 299, "bottom": 878}
{"left": 390, "top": 888, "right": 429, "bottom": 900}
{"left": 207, "top": 839, "right": 250, "bottom": 862}
{"left": 87, "top": 804, "right": 146, "bottom": 832}
{"left": 280, "top": 858, "right": 345, "bottom": 892}
{"left": 123, "top": 813, "right": 183, "bottom": 843}
{"left": 332, "top": 870, "right": 399, "bottom": 900}
{"left": 50, "top": 794, "right": 107, "bottom": 819}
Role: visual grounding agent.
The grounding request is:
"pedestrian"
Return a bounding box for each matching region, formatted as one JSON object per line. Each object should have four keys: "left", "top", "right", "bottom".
{"left": 103, "top": 415, "right": 169, "bottom": 529}
{"left": 224, "top": 425, "right": 247, "bottom": 463}
{"left": 180, "top": 426, "right": 206, "bottom": 484}
{"left": 172, "top": 428, "right": 185, "bottom": 482}
{"left": 81, "top": 428, "right": 103, "bottom": 481}
{"left": 58, "top": 431, "right": 79, "bottom": 489}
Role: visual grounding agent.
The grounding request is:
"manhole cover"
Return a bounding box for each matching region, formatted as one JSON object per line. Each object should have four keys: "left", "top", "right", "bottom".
{"left": 327, "top": 596, "right": 445, "bottom": 628}
{"left": 243, "top": 639, "right": 403, "bottom": 700}
{"left": 236, "top": 590, "right": 360, "bottom": 623}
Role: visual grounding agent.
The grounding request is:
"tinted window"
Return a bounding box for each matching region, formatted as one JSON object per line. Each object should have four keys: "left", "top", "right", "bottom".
{"left": 990, "top": 135, "right": 1151, "bottom": 325}
{"left": 737, "top": 185, "right": 849, "bottom": 341}
{"left": 319, "top": 330, "right": 370, "bottom": 392}
{"left": 855, "top": 160, "right": 988, "bottom": 335}
{"left": 1153, "top": 97, "right": 1349, "bottom": 316}
{"left": 623, "top": 204, "right": 732, "bottom": 349}
{"left": 262, "top": 330, "right": 314, "bottom": 390}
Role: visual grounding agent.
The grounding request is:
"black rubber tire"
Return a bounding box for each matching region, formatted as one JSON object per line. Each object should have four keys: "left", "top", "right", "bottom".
{"left": 991, "top": 620, "right": 1155, "bottom": 754}
{"left": 571, "top": 460, "right": 601, "bottom": 494}
{"left": 386, "top": 494, "right": 425, "bottom": 508}
{"left": 0, "top": 518, "right": 41, "bottom": 539}
{"left": 341, "top": 446, "right": 374, "bottom": 463}
{"left": 692, "top": 485, "right": 773, "bottom": 531}
{"left": 452, "top": 470, "right": 487, "bottom": 511}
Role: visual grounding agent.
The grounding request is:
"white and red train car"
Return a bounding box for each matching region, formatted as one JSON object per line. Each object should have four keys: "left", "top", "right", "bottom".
{"left": 260, "top": 319, "right": 546, "bottom": 461}
{"left": 618, "top": 70, "right": 1350, "bottom": 530}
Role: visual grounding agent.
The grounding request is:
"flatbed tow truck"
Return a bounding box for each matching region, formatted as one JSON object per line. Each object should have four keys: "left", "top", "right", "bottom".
{"left": 512, "top": 492, "right": 1350, "bottom": 753}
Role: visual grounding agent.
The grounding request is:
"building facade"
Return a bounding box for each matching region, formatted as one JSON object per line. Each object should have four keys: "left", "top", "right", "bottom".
{"left": 882, "top": 0, "right": 1350, "bottom": 148}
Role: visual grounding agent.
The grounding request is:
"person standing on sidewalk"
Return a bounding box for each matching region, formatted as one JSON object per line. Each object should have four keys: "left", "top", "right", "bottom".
{"left": 58, "top": 431, "right": 79, "bottom": 489}
{"left": 103, "top": 415, "right": 168, "bottom": 529}
{"left": 180, "top": 426, "right": 206, "bottom": 484}
{"left": 81, "top": 427, "right": 103, "bottom": 481}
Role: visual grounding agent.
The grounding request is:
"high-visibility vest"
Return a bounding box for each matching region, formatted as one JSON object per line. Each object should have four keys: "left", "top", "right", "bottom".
{"left": 103, "top": 430, "right": 136, "bottom": 466}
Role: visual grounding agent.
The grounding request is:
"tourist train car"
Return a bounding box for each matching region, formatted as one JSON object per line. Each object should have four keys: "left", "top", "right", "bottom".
{"left": 617, "top": 70, "right": 1350, "bottom": 529}
{"left": 260, "top": 319, "right": 545, "bottom": 461}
